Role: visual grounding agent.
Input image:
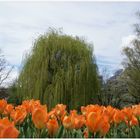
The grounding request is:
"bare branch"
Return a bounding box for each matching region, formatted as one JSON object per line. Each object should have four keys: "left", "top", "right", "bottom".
{"left": 0, "top": 66, "right": 14, "bottom": 86}
{"left": 0, "top": 49, "right": 13, "bottom": 87}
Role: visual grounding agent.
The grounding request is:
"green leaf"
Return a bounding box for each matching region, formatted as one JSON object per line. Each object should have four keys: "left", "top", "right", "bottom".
{"left": 134, "top": 126, "right": 140, "bottom": 138}
{"left": 76, "top": 129, "right": 83, "bottom": 138}
{"left": 94, "top": 132, "right": 100, "bottom": 138}
{"left": 88, "top": 131, "right": 93, "bottom": 138}
{"left": 41, "top": 128, "right": 48, "bottom": 138}
{"left": 56, "top": 125, "right": 64, "bottom": 138}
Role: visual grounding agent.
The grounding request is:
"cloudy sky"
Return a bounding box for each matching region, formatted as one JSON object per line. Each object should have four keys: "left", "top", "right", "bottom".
{"left": 0, "top": 1, "right": 140, "bottom": 85}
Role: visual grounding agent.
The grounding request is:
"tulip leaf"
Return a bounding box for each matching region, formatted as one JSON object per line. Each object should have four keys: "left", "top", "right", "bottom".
{"left": 56, "top": 125, "right": 64, "bottom": 138}
{"left": 88, "top": 131, "right": 93, "bottom": 138}
{"left": 41, "top": 128, "right": 48, "bottom": 138}
{"left": 134, "top": 126, "right": 140, "bottom": 138}
{"left": 76, "top": 129, "right": 83, "bottom": 138}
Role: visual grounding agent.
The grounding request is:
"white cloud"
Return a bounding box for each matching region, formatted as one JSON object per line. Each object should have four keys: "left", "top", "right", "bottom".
{"left": 121, "top": 34, "right": 137, "bottom": 47}
{"left": 0, "top": 2, "right": 140, "bottom": 84}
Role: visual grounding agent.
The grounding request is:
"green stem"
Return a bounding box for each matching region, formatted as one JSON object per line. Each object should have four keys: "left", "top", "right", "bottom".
{"left": 0, "top": 113, "right": 3, "bottom": 119}
{"left": 38, "top": 129, "right": 42, "bottom": 138}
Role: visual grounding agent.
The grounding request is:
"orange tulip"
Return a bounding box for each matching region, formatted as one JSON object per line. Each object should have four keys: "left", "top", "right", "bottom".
{"left": 132, "top": 104, "right": 140, "bottom": 117}
{"left": 0, "top": 117, "right": 12, "bottom": 126}
{"left": 70, "top": 110, "right": 78, "bottom": 128}
{"left": 0, "top": 99, "right": 7, "bottom": 114}
{"left": 3, "top": 104, "right": 14, "bottom": 115}
{"left": 22, "top": 100, "right": 32, "bottom": 113}
{"left": 30, "top": 100, "right": 41, "bottom": 113}
{"left": 0, "top": 118, "right": 19, "bottom": 138}
{"left": 1, "top": 125, "right": 19, "bottom": 138}
{"left": 15, "top": 105, "right": 27, "bottom": 111}
{"left": 54, "top": 104, "right": 67, "bottom": 121}
{"left": 122, "top": 107, "right": 133, "bottom": 121}
{"left": 32, "top": 105, "right": 48, "bottom": 129}
{"left": 99, "top": 115, "right": 110, "bottom": 136}
{"left": 86, "top": 112, "right": 101, "bottom": 133}
{"left": 72, "top": 116, "right": 85, "bottom": 129}
{"left": 113, "top": 110, "right": 125, "bottom": 124}
{"left": 130, "top": 115, "right": 138, "bottom": 126}
{"left": 81, "top": 106, "right": 87, "bottom": 115}
{"left": 48, "top": 109, "right": 57, "bottom": 119}
{"left": 10, "top": 105, "right": 27, "bottom": 125}
{"left": 105, "top": 106, "right": 116, "bottom": 123}
{"left": 46, "top": 118, "right": 59, "bottom": 137}
{"left": 69, "top": 111, "right": 85, "bottom": 129}
{"left": 62, "top": 115, "right": 73, "bottom": 129}
{"left": 86, "top": 112, "right": 110, "bottom": 136}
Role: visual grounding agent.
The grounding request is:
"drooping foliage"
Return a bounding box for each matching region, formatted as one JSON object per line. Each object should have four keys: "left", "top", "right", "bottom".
{"left": 16, "top": 29, "right": 99, "bottom": 110}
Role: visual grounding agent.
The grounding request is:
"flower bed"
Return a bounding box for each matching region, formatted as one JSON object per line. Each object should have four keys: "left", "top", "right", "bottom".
{"left": 0, "top": 99, "right": 140, "bottom": 138}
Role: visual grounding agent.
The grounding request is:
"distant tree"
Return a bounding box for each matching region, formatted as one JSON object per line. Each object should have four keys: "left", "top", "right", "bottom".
{"left": 98, "top": 68, "right": 127, "bottom": 108}
{"left": 0, "top": 49, "right": 13, "bottom": 87}
{"left": 97, "top": 67, "right": 110, "bottom": 105}
{"left": 16, "top": 29, "right": 100, "bottom": 110}
{"left": 134, "top": 11, "right": 140, "bottom": 36}
{"left": 122, "top": 12, "right": 140, "bottom": 103}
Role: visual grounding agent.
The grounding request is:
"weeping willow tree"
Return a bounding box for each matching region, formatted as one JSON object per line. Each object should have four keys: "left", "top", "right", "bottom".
{"left": 17, "top": 29, "right": 100, "bottom": 110}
